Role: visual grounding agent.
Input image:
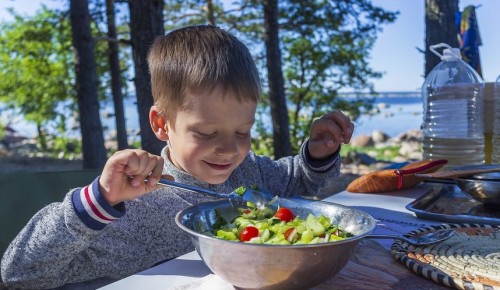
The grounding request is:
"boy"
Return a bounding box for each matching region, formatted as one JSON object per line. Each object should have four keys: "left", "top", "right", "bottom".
{"left": 1, "top": 25, "right": 353, "bottom": 289}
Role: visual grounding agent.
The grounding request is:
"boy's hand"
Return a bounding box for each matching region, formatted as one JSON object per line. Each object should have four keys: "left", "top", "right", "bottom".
{"left": 98, "top": 149, "right": 172, "bottom": 206}
{"left": 308, "top": 111, "right": 354, "bottom": 160}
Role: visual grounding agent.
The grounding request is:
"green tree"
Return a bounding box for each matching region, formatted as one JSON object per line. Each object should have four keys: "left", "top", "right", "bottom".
{"left": 0, "top": 2, "right": 132, "bottom": 160}
{"left": 262, "top": 0, "right": 293, "bottom": 158}
{"left": 75, "top": 0, "right": 136, "bottom": 151}
{"left": 70, "top": 0, "right": 107, "bottom": 168}
{"left": 163, "top": 0, "right": 223, "bottom": 30}
{"left": 279, "top": 0, "right": 397, "bottom": 151}
{"left": 105, "top": 0, "right": 129, "bottom": 150}
{"left": 203, "top": 1, "right": 396, "bottom": 155}
{"left": 0, "top": 7, "right": 74, "bottom": 151}
{"left": 128, "top": 0, "right": 165, "bottom": 155}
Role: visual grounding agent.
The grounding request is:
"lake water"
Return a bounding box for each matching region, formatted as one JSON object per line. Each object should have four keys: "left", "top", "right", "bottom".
{"left": 353, "top": 96, "right": 423, "bottom": 138}
{"left": 1, "top": 95, "right": 424, "bottom": 140}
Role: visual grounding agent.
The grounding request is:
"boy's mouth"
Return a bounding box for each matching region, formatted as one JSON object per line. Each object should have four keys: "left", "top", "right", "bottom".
{"left": 204, "top": 161, "right": 232, "bottom": 171}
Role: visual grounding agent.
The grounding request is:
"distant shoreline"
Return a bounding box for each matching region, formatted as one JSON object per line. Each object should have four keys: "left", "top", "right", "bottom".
{"left": 1, "top": 93, "right": 423, "bottom": 140}
{"left": 338, "top": 91, "right": 420, "bottom": 98}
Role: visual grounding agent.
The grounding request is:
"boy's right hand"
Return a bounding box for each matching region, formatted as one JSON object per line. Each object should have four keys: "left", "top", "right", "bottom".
{"left": 98, "top": 149, "right": 172, "bottom": 206}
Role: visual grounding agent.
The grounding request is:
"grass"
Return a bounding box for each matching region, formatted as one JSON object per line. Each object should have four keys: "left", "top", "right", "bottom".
{"left": 341, "top": 144, "right": 403, "bottom": 162}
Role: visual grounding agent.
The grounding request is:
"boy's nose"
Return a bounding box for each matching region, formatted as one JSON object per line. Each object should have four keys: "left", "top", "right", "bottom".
{"left": 215, "top": 136, "right": 238, "bottom": 155}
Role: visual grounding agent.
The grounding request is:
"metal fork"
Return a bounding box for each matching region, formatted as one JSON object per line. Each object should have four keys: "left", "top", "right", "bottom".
{"left": 157, "top": 178, "right": 276, "bottom": 208}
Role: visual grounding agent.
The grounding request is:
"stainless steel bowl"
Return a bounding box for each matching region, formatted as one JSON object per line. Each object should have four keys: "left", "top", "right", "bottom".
{"left": 175, "top": 197, "right": 376, "bottom": 290}
{"left": 455, "top": 173, "right": 500, "bottom": 206}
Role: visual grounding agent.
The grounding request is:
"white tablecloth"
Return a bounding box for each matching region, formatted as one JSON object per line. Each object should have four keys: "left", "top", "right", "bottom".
{"left": 100, "top": 186, "right": 441, "bottom": 290}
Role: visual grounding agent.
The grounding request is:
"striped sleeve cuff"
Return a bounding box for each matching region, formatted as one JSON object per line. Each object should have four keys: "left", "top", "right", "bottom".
{"left": 301, "top": 140, "right": 340, "bottom": 173}
{"left": 71, "top": 176, "right": 126, "bottom": 230}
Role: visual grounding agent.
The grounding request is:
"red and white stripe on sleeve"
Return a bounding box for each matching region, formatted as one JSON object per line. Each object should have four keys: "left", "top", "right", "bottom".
{"left": 72, "top": 177, "right": 125, "bottom": 230}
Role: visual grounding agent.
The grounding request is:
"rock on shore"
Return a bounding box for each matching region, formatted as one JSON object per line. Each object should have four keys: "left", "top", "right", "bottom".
{"left": 341, "top": 129, "right": 423, "bottom": 175}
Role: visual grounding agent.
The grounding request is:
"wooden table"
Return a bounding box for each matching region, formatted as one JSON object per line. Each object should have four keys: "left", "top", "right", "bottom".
{"left": 101, "top": 186, "right": 450, "bottom": 290}
{"left": 315, "top": 239, "right": 448, "bottom": 289}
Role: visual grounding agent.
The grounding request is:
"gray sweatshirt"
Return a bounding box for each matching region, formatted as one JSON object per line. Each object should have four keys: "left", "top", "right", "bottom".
{"left": 1, "top": 143, "right": 340, "bottom": 289}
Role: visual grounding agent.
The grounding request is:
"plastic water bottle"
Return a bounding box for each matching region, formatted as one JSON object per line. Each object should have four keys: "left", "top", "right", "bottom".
{"left": 492, "top": 75, "right": 500, "bottom": 164}
{"left": 421, "top": 43, "right": 485, "bottom": 167}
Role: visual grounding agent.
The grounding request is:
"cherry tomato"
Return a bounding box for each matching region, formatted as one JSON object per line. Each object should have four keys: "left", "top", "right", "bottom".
{"left": 239, "top": 226, "right": 259, "bottom": 242}
{"left": 274, "top": 207, "right": 295, "bottom": 222}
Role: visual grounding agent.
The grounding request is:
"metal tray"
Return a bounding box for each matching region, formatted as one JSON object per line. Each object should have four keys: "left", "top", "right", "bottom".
{"left": 406, "top": 181, "right": 500, "bottom": 226}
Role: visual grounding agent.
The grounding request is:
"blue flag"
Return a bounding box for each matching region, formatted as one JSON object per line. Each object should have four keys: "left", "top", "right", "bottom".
{"left": 456, "top": 5, "right": 482, "bottom": 77}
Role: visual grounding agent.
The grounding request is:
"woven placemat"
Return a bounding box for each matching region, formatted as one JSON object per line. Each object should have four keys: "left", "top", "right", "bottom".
{"left": 391, "top": 224, "right": 500, "bottom": 290}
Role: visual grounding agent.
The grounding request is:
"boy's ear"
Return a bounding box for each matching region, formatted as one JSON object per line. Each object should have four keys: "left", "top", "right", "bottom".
{"left": 150, "top": 106, "right": 169, "bottom": 141}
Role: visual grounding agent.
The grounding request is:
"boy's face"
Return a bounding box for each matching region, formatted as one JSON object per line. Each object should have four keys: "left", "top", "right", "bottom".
{"left": 166, "top": 86, "right": 257, "bottom": 184}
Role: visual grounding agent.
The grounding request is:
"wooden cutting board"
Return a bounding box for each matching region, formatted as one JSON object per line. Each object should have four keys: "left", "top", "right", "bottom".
{"left": 312, "top": 239, "right": 449, "bottom": 290}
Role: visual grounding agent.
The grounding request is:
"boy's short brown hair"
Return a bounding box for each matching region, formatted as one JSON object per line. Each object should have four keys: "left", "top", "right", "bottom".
{"left": 147, "top": 25, "right": 261, "bottom": 123}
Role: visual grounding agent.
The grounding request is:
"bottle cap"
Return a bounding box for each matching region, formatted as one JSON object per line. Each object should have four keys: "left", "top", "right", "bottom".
{"left": 429, "top": 43, "right": 461, "bottom": 61}
{"left": 441, "top": 48, "right": 461, "bottom": 61}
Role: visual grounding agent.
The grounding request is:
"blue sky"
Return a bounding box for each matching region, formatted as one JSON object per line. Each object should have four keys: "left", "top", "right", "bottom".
{"left": 0, "top": 0, "right": 499, "bottom": 92}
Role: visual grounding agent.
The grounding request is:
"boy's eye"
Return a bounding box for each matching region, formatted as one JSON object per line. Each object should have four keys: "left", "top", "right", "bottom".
{"left": 193, "top": 130, "right": 250, "bottom": 139}
{"left": 236, "top": 132, "right": 250, "bottom": 137}
{"left": 195, "top": 131, "right": 217, "bottom": 139}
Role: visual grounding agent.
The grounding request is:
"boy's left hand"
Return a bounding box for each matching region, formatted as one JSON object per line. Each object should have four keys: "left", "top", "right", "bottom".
{"left": 308, "top": 111, "right": 354, "bottom": 160}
